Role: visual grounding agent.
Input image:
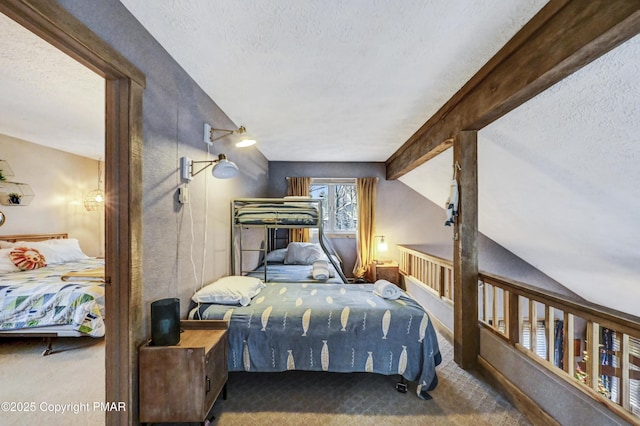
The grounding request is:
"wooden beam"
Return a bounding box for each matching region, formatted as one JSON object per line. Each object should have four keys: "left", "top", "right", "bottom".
{"left": 453, "top": 131, "right": 479, "bottom": 369}
{"left": 386, "top": 0, "right": 640, "bottom": 180}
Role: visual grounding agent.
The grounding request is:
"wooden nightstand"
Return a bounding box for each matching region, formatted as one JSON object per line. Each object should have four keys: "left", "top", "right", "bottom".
{"left": 139, "top": 320, "right": 228, "bottom": 424}
{"left": 368, "top": 260, "right": 400, "bottom": 287}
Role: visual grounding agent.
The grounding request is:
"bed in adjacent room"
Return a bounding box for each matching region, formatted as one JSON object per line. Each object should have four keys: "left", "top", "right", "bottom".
{"left": 189, "top": 278, "right": 441, "bottom": 398}
{"left": 0, "top": 234, "right": 105, "bottom": 354}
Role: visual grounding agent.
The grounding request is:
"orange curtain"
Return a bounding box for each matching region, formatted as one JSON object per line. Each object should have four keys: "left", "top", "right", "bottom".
{"left": 352, "top": 177, "right": 377, "bottom": 278}
{"left": 286, "top": 177, "right": 311, "bottom": 242}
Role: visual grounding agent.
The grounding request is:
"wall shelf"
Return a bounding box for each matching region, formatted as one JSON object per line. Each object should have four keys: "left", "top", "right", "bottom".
{"left": 0, "top": 181, "right": 34, "bottom": 206}
{"left": 0, "top": 159, "right": 15, "bottom": 181}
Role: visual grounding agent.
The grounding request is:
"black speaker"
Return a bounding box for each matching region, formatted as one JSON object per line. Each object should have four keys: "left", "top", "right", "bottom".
{"left": 150, "top": 298, "right": 180, "bottom": 346}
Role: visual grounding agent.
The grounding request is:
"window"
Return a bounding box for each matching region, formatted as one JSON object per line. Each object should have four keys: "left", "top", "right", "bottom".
{"left": 309, "top": 178, "right": 357, "bottom": 235}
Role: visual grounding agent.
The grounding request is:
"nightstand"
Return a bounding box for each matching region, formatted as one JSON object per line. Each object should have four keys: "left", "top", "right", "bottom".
{"left": 139, "top": 320, "right": 228, "bottom": 424}
{"left": 368, "top": 260, "right": 400, "bottom": 287}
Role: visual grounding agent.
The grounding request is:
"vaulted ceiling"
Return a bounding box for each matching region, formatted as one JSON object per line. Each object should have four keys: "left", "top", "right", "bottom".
{"left": 0, "top": 2, "right": 638, "bottom": 316}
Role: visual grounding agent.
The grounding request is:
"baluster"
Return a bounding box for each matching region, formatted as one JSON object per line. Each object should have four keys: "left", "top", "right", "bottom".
{"left": 587, "top": 322, "right": 600, "bottom": 391}
{"left": 621, "top": 333, "right": 630, "bottom": 410}
{"left": 482, "top": 281, "right": 489, "bottom": 324}
{"left": 530, "top": 300, "right": 538, "bottom": 355}
{"left": 492, "top": 284, "right": 497, "bottom": 329}
{"left": 564, "top": 312, "right": 575, "bottom": 377}
{"left": 502, "top": 289, "right": 509, "bottom": 336}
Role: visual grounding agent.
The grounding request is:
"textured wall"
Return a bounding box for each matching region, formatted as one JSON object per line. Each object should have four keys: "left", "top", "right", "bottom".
{"left": 57, "top": 0, "right": 269, "bottom": 324}
{"left": 269, "top": 161, "right": 572, "bottom": 294}
{"left": 0, "top": 134, "right": 104, "bottom": 257}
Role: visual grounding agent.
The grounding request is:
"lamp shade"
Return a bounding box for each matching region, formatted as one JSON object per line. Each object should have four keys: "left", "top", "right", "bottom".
{"left": 377, "top": 236, "right": 388, "bottom": 252}
{"left": 84, "top": 189, "right": 104, "bottom": 211}
{"left": 212, "top": 155, "right": 239, "bottom": 179}
{"left": 236, "top": 138, "right": 256, "bottom": 148}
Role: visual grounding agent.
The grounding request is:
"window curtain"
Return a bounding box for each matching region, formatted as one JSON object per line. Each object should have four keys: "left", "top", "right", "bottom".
{"left": 287, "top": 176, "right": 310, "bottom": 242}
{"left": 352, "top": 177, "right": 377, "bottom": 278}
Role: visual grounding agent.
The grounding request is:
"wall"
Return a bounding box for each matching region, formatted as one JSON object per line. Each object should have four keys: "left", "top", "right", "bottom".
{"left": 269, "top": 161, "right": 576, "bottom": 295}
{"left": 0, "top": 134, "right": 104, "bottom": 257}
{"left": 57, "top": 0, "right": 270, "bottom": 323}
{"left": 268, "top": 161, "right": 453, "bottom": 277}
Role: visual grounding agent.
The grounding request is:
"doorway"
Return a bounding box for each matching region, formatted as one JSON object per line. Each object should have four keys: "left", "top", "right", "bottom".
{"left": 0, "top": 1, "right": 144, "bottom": 424}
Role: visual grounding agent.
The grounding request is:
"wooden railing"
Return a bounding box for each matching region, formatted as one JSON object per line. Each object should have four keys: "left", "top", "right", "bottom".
{"left": 398, "top": 246, "right": 453, "bottom": 303}
{"left": 398, "top": 245, "right": 640, "bottom": 423}
{"left": 479, "top": 272, "right": 640, "bottom": 423}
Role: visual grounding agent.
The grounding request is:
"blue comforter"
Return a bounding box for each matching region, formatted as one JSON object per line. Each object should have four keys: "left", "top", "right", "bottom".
{"left": 189, "top": 282, "right": 441, "bottom": 398}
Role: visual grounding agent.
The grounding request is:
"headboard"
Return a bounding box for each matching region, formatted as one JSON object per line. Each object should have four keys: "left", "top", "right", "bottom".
{"left": 0, "top": 233, "right": 68, "bottom": 243}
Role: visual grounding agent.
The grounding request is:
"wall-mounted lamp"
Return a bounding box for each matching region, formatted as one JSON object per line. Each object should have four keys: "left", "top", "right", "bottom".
{"left": 181, "top": 154, "right": 239, "bottom": 181}
{"left": 204, "top": 123, "right": 256, "bottom": 148}
{"left": 373, "top": 235, "right": 388, "bottom": 263}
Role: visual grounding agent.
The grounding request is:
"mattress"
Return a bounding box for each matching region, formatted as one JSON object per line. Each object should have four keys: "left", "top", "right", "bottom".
{"left": 235, "top": 203, "right": 319, "bottom": 226}
{"left": 189, "top": 281, "right": 441, "bottom": 399}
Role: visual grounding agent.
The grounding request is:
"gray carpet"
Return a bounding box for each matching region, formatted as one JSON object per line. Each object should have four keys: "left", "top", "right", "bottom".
{"left": 0, "top": 336, "right": 105, "bottom": 425}
{"left": 210, "top": 331, "right": 531, "bottom": 426}
{"left": 0, "top": 331, "right": 530, "bottom": 425}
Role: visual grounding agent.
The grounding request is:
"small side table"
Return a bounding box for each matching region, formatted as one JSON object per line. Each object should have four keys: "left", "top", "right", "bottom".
{"left": 139, "top": 320, "right": 228, "bottom": 425}
{"left": 368, "top": 260, "right": 400, "bottom": 288}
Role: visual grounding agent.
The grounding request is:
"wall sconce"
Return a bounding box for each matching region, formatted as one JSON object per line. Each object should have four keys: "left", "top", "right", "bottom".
{"left": 204, "top": 123, "right": 256, "bottom": 148}
{"left": 374, "top": 235, "right": 388, "bottom": 263}
{"left": 180, "top": 154, "right": 239, "bottom": 181}
{"left": 84, "top": 160, "right": 104, "bottom": 211}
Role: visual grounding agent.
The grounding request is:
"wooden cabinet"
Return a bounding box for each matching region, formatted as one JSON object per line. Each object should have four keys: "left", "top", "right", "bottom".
{"left": 368, "top": 261, "right": 400, "bottom": 287}
{"left": 139, "top": 320, "right": 228, "bottom": 424}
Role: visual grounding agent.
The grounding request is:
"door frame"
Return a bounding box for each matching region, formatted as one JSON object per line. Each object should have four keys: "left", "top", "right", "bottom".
{"left": 0, "top": 1, "right": 145, "bottom": 424}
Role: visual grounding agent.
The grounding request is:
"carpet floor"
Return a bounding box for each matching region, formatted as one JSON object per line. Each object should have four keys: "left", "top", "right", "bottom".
{"left": 209, "top": 330, "right": 531, "bottom": 426}
{"left": 0, "top": 331, "right": 530, "bottom": 425}
{"left": 0, "top": 336, "right": 105, "bottom": 426}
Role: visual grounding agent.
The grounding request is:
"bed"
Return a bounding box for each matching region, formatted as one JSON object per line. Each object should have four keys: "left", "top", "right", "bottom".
{"left": 0, "top": 233, "right": 105, "bottom": 355}
{"left": 244, "top": 242, "right": 346, "bottom": 284}
{"left": 189, "top": 280, "right": 441, "bottom": 399}
{"left": 231, "top": 198, "right": 348, "bottom": 283}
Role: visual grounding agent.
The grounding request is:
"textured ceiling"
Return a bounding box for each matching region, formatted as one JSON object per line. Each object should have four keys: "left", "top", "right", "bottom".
{"left": 1, "top": 2, "right": 638, "bottom": 316}
{"left": 400, "top": 35, "right": 640, "bottom": 316}
{"left": 120, "top": 0, "right": 546, "bottom": 161}
{"left": 0, "top": 13, "right": 104, "bottom": 160}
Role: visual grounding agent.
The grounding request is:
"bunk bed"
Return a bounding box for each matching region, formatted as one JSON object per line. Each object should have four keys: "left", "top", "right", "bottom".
{"left": 231, "top": 198, "right": 348, "bottom": 283}
{"left": 0, "top": 234, "right": 105, "bottom": 355}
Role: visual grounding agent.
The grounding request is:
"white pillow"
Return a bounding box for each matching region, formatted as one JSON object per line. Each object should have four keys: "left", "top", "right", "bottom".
{"left": 284, "top": 242, "right": 326, "bottom": 265}
{"left": 0, "top": 248, "right": 20, "bottom": 274}
{"left": 192, "top": 276, "right": 265, "bottom": 306}
{"left": 1, "top": 239, "right": 88, "bottom": 264}
{"left": 0, "top": 241, "right": 14, "bottom": 249}
{"left": 265, "top": 248, "right": 287, "bottom": 263}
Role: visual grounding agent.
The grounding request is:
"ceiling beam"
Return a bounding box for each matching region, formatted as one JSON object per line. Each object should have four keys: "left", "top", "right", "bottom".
{"left": 385, "top": 0, "right": 640, "bottom": 180}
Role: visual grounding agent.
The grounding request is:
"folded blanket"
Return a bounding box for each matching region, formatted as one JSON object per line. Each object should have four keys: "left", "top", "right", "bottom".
{"left": 373, "top": 279, "right": 401, "bottom": 300}
{"left": 61, "top": 267, "right": 105, "bottom": 282}
{"left": 312, "top": 260, "right": 329, "bottom": 281}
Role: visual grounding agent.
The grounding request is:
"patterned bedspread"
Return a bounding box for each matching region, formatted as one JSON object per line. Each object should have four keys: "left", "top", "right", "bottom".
{"left": 247, "top": 263, "right": 344, "bottom": 284}
{"left": 0, "top": 258, "right": 105, "bottom": 337}
{"left": 190, "top": 282, "right": 441, "bottom": 398}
